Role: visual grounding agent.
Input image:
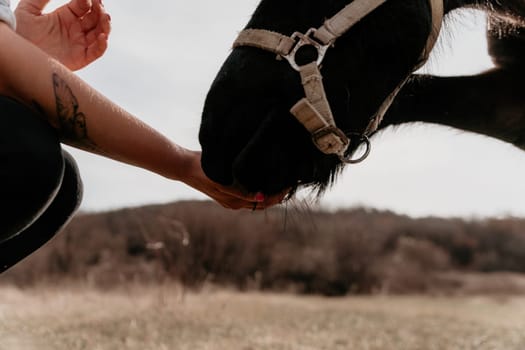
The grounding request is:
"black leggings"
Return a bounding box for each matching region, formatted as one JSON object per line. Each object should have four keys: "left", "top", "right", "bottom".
{"left": 0, "top": 96, "right": 82, "bottom": 273}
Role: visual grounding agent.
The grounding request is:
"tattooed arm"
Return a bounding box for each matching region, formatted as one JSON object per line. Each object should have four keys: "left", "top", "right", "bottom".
{"left": 0, "top": 22, "right": 173, "bottom": 172}
{"left": 0, "top": 22, "right": 282, "bottom": 209}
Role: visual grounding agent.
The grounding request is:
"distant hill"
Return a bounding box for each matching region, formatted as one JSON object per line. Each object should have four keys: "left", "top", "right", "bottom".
{"left": 3, "top": 201, "right": 525, "bottom": 295}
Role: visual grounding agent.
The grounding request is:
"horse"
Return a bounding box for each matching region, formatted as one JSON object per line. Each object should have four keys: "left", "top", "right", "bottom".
{"left": 199, "top": 0, "right": 525, "bottom": 198}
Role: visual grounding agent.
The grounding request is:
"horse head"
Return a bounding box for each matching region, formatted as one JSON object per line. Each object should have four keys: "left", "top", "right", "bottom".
{"left": 199, "top": 0, "right": 443, "bottom": 196}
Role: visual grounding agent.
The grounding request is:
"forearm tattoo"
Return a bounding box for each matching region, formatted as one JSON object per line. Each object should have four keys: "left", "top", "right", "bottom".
{"left": 52, "top": 73, "right": 99, "bottom": 152}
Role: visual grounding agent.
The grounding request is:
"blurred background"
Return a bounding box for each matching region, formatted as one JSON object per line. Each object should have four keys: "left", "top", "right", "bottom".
{"left": 5, "top": 0, "right": 525, "bottom": 296}
{"left": 11, "top": 0, "right": 525, "bottom": 218}
{"left": 3, "top": 2, "right": 525, "bottom": 349}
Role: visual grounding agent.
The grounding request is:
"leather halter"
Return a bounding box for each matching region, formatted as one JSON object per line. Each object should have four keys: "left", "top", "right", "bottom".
{"left": 233, "top": 0, "right": 444, "bottom": 163}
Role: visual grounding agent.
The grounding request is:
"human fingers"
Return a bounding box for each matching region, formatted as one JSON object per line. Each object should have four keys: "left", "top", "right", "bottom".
{"left": 16, "top": 0, "right": 51, "bottom": 15}
{"left": 85, "top": 32, "right": 108, "bottom": 64}
{"left": 216, "top": 186, "right": 263, "bottom": 202}
{"left": 213, "top": 187, "right": 288, "bottom": 210}
{"left": 216, "top": 199, "right": 253, "bottom": 210}
{"left": 214, "top": 196, "right": 268, "bottom": 211}
{"left": 67, "top": 0, "right": 92, "bottom": 17}
{"left": 249, "top": 189, "right": 290, "bottom": 210}
{"left": 263, "top": 190, "right": 290, "bottom": 207}
{"left": 182, "top": 150, "right": 281, "bottom": 210}
{"left": 83, "top": 14, "right": 111, "bottom": 47}
{"left": 81, "top": 0, "right": 110, "bottom": 34}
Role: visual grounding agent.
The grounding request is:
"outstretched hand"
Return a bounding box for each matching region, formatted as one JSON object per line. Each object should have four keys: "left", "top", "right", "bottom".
{"left": 180, "top": 151, "right": 287, "bottom": 210}
{"left": 15, "top": 0, "right": 111, "bottom": 71}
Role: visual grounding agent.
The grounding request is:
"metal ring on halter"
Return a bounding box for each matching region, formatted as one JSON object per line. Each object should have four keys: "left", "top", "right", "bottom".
{"left": 339, "top": 134, "right": 371, "bottom": 164}
{"left": 283, "top": 28, "right": 330, "bottom": 71}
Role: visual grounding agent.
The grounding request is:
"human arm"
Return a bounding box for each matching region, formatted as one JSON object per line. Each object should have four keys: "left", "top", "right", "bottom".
{"left": 14, "top": 0, "right": 110, "bottom": 71}
{"left": 0, "top": 23, "right": 281, "bottom": 209}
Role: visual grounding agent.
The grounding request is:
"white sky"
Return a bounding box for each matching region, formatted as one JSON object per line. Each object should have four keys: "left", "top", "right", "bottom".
{"left": 13, "top": 1, "right": 525, "bottom": 218}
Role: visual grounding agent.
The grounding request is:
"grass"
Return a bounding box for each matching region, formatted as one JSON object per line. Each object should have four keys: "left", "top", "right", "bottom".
{"left": 0, "top": 285, "right": 525, "bottom": 350}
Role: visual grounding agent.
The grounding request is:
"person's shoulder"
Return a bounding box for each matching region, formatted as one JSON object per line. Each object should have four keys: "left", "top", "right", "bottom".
{"left": 0, "top": 0, "right": 11, "bottom": 8}
{"left": 0, "top": 0, "right": 15, "bottom": 30}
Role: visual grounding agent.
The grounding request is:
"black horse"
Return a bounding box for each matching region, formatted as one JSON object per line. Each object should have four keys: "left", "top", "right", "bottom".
{"left": 199, "top": 0, "right": 525, "bottom": 197}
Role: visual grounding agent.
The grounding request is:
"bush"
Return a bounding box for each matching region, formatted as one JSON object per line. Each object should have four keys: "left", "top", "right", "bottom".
{"left": 3, "top": 201, "right": 525, "bottom": 295}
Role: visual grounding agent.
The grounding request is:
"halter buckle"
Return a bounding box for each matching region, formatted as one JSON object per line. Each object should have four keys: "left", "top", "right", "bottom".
{"left": 311, "top": 126, "right": 349, "bottom": 156}
{"left": 283, "top": 28, "right": 330, "bottom": 71}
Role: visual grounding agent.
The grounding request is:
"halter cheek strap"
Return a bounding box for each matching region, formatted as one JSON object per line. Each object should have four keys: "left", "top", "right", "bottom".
{"left": 233, "top": 0, "right": 444, "bottom": 163}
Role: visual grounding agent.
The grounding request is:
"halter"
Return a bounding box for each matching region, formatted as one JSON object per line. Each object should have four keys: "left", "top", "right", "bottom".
{"left": 233, "top": 0, "right": 444, "bottom": 163}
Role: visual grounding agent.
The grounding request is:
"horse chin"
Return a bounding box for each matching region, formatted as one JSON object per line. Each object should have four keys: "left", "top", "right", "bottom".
{"left": 201, "top": 123, "right": 343, "bottom": 197}
{"left": 230, "top": 128, "right": 343, "bottom": 197}
{"left": 230, "top": 128, "right": 294, "bottom": 195}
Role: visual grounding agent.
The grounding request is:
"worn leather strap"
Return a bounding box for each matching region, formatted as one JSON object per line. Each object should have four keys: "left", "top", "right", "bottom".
{"left": 290, "top": 62, "right": 350, "bottom": 155}
{"left": 234, "top": 0, "right": 443, "bottom": 65}
{"left": 314, "top": 0, "right": 387, "bottom": 45}
{"left": 232, "top": 0, "right": 444, "bottom": 160}
{"left": 233, "top": 29, "right": 295, "bottom": 56}
{"left": 291, "top": 99, "right": 349, "bottom": 155}
{"left": 297, "top": 62, "right": 336, "bottom": 127}
{"left": 291, "top": 98, "right": 330, "bottom": 133}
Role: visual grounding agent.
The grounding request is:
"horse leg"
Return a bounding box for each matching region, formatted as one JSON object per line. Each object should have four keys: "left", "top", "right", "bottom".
{"left": 382, "top": 69, "right": 525, "bottom": 150}
{"left": 0, "top": 97, "right": 65, "bottom": 240}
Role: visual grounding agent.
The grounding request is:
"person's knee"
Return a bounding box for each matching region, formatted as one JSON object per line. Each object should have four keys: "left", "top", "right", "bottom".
{"left": 10, "top": 123, "right": 65, "bottom": 202}
{"left": 61, "top": 150, "right": 84, "bottom": 217}
{"left": 0, "top": 97, "right": 65, "bottom": 238}
{"left": 0, "top": 150, "right": 84, "bottom": 272}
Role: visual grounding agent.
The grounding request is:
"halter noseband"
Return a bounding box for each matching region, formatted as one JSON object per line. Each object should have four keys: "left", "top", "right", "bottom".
{"left": 233, "top": 0, "right": 444, "bottom": 163}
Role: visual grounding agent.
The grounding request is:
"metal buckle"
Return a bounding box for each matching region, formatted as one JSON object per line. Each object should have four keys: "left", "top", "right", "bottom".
{"left": 312, "top": 126, "right": 349, "bottom": 156}
{"left": 283, "top": 28, "right": 330, "bottom": 71}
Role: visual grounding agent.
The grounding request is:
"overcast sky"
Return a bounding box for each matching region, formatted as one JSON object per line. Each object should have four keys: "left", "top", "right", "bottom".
{"left": 14, "top": 1, "right": 525, "bottom": 218}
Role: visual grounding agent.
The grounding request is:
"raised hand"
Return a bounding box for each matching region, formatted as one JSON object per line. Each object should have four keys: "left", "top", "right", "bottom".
{"left": 15, "top": 0, "right": 111, "bottom": 71}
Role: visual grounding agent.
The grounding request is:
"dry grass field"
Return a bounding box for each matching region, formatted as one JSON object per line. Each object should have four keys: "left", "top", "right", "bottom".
{"left": 1, "top": 286, "right": 525, "bottom": 350}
